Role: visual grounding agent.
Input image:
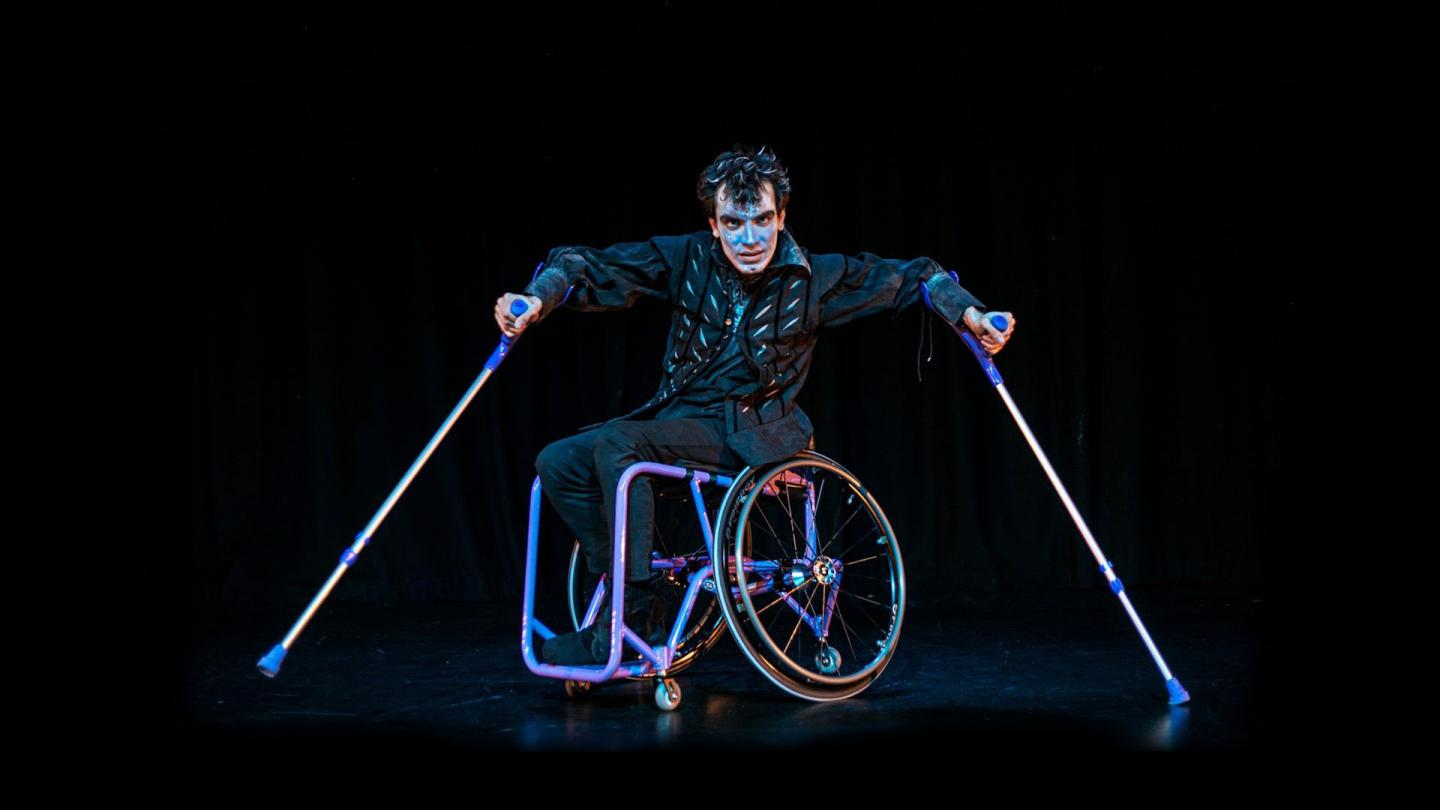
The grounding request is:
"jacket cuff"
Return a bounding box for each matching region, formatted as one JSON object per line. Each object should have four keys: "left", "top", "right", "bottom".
{"left": 521, "top": 265, "right": 571, "bottom": 323}
{"left": 923, "top": 269, "right": 986, "bottom": 327}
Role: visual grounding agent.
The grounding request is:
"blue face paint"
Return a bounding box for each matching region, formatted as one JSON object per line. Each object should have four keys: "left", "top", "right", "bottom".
{"left": 711, "top": 183, "right": 785, "bottom": 275}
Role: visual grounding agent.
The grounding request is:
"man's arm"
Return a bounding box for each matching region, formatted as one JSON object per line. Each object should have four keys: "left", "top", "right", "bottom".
{"left": 520, "top": 234, "right": 692, "bottom": 324}
{"left": 817, "top": 252, "right": 986, "bottom": 329}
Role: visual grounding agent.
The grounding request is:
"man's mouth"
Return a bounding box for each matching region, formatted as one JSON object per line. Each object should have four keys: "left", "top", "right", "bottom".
{"left": 740, "top": 251, "right": 764, "bottom": 261}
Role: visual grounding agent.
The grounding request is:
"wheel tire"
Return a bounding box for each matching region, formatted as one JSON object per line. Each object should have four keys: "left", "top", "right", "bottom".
{"left": 711, "top": 451, "right": 906, "bottom": 702}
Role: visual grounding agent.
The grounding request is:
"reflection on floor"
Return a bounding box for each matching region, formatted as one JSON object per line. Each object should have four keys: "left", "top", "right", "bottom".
{"left": 171, "top": 588, "right": 1280, "bottom": 753}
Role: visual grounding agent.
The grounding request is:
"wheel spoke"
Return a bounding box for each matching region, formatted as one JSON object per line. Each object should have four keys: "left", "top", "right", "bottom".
{"left": 830, "top": 525, "right": 884, "bottom": 564}
{"left": 840, "top": 570, "right": 894, "bottom": 585}
{"left": 755, "top": 579, "right": 811, "bottom": 617}
{"left": 773, "top": 476, "right": 807, "bottom": 560}
{"left": 820, "top": 580, "right": 829, "bottom": 642}
{"left": 782, "top": 578, "right": 821, "bottom": 657}
{"left": 753, "top": 497, "right": 783, "bottom": 543}
{"left": 822, "top": 503, "right": 866, "bottom": 557}
{"left": 841, "top": 592, "right": 888, "bottom": 633}
{"left": 834, "top": 598, "right": 860, "bottom": 669}
{"left": 840, "top": 588, "right": 891, "bottom": 612}
{"left": 808, "top": 477, "right": 826, "bottom": 554}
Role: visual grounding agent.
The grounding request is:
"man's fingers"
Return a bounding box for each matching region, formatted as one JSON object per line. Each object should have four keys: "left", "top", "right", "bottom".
{"left": 970, "top": 311, "right": 1013, "bottom": 353}
{"left": 494, "top": 305, "right": 518, "bottom": 337}
{"left": 495, "top": 294, "right": 528, "bottom": 336}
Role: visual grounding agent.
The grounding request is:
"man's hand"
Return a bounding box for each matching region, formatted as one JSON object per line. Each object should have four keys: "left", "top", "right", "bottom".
{"left": 963, "top": 306, "right": 1016, "bottom": 355}
{"left": 495, "top": 293, "right": 543, "bottom": 338}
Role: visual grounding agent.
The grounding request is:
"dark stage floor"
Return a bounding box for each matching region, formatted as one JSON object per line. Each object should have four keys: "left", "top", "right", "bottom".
{"left": 169, "top": 588, "right": 1281, "bottom": 753}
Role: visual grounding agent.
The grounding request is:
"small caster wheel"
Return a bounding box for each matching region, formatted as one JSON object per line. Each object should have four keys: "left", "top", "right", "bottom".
{"left": 564, "top": 679, "right": 593, "bottom": 699}
{"left": 815, "top": 646, "right": 841, "bottom": 675}
{"left": 655, "top": 678, "right": 682, "bottom": 711}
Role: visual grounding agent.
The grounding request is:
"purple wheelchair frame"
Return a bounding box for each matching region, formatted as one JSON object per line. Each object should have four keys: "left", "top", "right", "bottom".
{"left": 520, "top": 459, "right": 829, "bottom": 685}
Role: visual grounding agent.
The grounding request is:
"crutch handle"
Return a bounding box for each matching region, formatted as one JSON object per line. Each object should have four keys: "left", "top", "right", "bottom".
{"left": 953, "top": 324, "right": 1005, "bottom": 387}
{"left": 492, "top": 298, "right": 538, "bottom": 371}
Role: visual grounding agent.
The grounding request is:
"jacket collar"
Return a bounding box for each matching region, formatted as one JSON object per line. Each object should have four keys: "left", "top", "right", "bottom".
{"left": 708, "top": 227, "right": 812, "bottom": 278}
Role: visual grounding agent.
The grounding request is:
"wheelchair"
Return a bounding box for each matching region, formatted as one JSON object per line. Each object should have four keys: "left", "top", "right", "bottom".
{"left": 520, "top": 439, "right": 907, "bottom": 711}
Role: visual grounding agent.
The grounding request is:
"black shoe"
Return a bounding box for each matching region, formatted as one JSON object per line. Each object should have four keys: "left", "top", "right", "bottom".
{"left": 544, "top": 574, "right": 661, "bottom": 666}
{"left": 541, "top": 626, "right": 598, "bottom": 665}
{"left": 588, "top": 578, "right": 662, "bottom": 663}
{"left": 644, "top": 575, "right": 684, "bottom": 645}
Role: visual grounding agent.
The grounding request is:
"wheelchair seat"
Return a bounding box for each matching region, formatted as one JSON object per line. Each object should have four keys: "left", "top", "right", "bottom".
{"left": 668, "top": 458, "right": 740, "bottom": 477}
{"left": 664, "top": 435, "right": 815, "bottom": 486}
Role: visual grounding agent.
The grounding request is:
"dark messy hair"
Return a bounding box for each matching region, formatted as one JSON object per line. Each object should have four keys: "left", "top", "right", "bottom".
{"left": 697, "top": 145, "right": 792, "bottom": 218}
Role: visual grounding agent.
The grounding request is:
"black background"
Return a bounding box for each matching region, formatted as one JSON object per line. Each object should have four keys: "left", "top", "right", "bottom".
{"left": 149, "top": 2, "right": 1297, "bottom": 743}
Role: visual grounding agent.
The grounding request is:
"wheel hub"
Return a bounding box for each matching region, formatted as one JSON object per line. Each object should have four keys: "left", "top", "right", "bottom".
{"left": 811, "top": 556, "right": 839, "bottom": 586}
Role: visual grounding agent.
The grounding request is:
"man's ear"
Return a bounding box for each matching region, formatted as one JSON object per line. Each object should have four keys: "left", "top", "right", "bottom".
{"left": 708, "top": 216, "right": 718, "bottom": 239}
{"left": 777, "top": 208, "right": 786, "bottom": 231}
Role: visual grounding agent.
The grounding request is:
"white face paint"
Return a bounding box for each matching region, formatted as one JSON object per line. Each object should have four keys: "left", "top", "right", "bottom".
{"left": 708, "top": 182, "right": 787, "bottom": 276}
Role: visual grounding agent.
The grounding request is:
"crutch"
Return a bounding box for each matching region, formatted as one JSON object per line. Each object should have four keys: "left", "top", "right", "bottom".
{"left": 257, "top": 292, "right": 540, "bottom": 677}
{"left": 953, "top": 311, "right": 1190, "bottom": 706}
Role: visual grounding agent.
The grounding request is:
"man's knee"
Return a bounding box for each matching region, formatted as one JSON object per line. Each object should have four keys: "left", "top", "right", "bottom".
{"left": 535, "top": 436, "right": 593, "bottom": 485}
{"left": 591, "top": 423, "right": 645, "bottom": 471}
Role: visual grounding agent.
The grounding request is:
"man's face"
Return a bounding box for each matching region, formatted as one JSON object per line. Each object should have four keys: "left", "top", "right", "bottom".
{"left": 709, "top": 182, "right": 786, "bottom": 275}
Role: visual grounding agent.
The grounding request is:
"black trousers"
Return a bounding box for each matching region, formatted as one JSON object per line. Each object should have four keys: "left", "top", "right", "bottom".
{"left": 535, "top": 416, "right": 743, "bottom": 582}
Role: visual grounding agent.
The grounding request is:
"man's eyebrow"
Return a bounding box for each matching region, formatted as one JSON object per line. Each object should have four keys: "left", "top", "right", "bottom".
{"left": 720, "top": 208, "right": 776, "bottom": 220}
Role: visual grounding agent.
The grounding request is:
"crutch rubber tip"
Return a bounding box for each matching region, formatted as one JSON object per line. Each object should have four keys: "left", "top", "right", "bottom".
{"left": 1166, "top": 677, "right": 1190, "bottom": 705}
{"left": 257, "top": 644, "right": 288, "bottom": 678}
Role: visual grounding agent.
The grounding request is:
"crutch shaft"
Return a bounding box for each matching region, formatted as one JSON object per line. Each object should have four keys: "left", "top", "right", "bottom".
{"left": 258, "top": 300, "right": 532, "bottom": 677}
{"left": 954, "top": 321, "right": 1189, "bottom": 705}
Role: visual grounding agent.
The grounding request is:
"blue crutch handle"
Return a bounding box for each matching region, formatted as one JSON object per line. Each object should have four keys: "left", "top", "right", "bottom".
{"left": 487, "top": 294, "right": 536, "bottom": 371}
{"left": 959, "top": 331, "right": 1004, "bottom": 386}
{"left": 953, "top": 317, "right": 1006, "bottom": 387}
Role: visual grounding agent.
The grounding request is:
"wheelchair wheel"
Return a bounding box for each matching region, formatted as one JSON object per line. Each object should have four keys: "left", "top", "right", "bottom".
{"left": 712, "top": 451, "right": 906, "bottom": 701}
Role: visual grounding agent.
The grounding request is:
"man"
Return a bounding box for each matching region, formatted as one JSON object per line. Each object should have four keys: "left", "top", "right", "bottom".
{"left": 494, "top": 146, "right": 1015, "bottom": 665}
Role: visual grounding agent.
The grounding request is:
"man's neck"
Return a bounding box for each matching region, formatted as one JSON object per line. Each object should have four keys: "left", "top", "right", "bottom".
{"left": 726, "top": 257, "right": 769, "bottom": 283}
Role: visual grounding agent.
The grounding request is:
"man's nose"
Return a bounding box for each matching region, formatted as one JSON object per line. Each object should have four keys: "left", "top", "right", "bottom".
{"left": 740, "top": 222, "right": 759, "bottom": 246}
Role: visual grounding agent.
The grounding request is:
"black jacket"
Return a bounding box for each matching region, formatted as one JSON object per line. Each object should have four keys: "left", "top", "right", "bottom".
{"left": 524, "top": 228, "right": 986, "bottom": 467}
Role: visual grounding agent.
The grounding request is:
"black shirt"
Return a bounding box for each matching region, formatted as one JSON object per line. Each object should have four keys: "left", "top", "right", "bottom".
{"left": 653, "top": 262, "right": 769, "bottom": 420}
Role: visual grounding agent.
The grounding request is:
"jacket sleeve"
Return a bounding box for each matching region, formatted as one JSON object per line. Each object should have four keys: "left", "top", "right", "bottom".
{"left": 818, "top": 252, "right": 986, "bottom": 329}
{"left": 521, "top": 234, "right": 691, "bottom": 323}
